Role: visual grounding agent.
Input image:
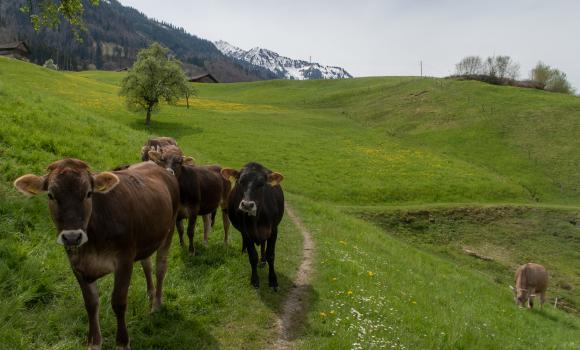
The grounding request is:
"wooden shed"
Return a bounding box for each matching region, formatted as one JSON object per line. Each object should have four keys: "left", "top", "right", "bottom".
{"left": 188, "top": 73, "right": 219, "bottom": 83}
{"left": 0, "top": 41, "right": 30, "bottom": 61}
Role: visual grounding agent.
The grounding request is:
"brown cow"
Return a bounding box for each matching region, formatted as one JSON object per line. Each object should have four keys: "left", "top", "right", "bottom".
{"left": 148, "top": 146, "right": 231, "bottom": 255}
{"left": 14, "top": 159, "right": 179, "bottom": 349}
{"left": 140, "top": 136, "right": 178, "bottom": 161}
{"left": 511, "top": 263, "right": 548, "bottom": 309}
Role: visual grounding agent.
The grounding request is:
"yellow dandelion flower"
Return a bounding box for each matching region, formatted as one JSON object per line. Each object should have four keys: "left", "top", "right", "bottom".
{"left": 411, "top": 301, "right": 417, "bottom": 304}
{"left": 339, "top": 240, "right": 347, "bottom": 245}
{"left": 367, "top": 271, "right": 375, "bottom": 277}
{"left": 319, "top": 312, "right": 327, "bottom": 317}
{"left": 347, "top": 290, "right": 353, "bottom": 296}
{"left": 332, "top": 277, "right": 337, "bottom": 281}
{"left": 330, "top": 310, "right": 336, "bottom": 315}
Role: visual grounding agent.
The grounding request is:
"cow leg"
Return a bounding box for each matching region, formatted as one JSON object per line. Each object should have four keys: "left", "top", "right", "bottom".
{"left": 187, "top": 213, "right": 198, "bottom": 255}
{"left": 259, "top": 242, "right": 267, "bottom": 267}
{"left": 75, "top": 275, "right": 101, "bottom": 350}
{"left": 140, "top": 257, "right": 155, "bottom": 306}
{"left": 222, "top": 209, "right": 230, "bottom": 245}
{"left": 528, "top": 296, "right": 534, "bottom": 309}
{"left": 211, "top": 210, "right": 217, "bottom": 228}
{"left": 266, "top": 230, "right": 278, "bottom": 291}
{"left": 540, "top": 292, "right": 546, "bottom": 309}
{"left": 203, "top": 214, "right": 212, "bottom": 245}
{"left": 152, "top": 233, "right": 173, "bottom": 312}
{"left": 246, "top": 240, "right": 260, "bottom": 288}
{"left": 176, "top": 218, "right": 185, "bottom": 247}
{"left": 112, "top": 262, "right": 133, "bottom": 349}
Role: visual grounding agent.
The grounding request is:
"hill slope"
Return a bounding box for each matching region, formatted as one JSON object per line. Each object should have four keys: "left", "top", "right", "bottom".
{"left": 0, "top": 58, "right": 578, "bottom": 349}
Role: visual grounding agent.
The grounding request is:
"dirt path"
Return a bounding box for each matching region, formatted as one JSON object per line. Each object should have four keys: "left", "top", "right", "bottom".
{"left": 272, "top": 205, "right": 315, "bottom": 350}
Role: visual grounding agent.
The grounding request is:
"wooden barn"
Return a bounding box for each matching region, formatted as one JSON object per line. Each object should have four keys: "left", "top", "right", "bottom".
{"left": 188, "top": 73, "right": 219, "bottom": 83}
{"left": 0, "top": 41, "right": 30, "bottom": 61}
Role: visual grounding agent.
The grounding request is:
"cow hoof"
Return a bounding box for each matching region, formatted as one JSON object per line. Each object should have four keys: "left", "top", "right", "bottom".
{"left": 271, "top": 286, "right": 278, "bottom": 292}
{"left": 88, "top": 344, "right": 102, "bottom": 350}
{"left": 151, "top": 298, "right": 162, "bottom": 313}
{"left": 189, "top": 249, "right": 196, "bottom": 256}
{"left": 116, "top": 344, "right": 130, "bottom": 350}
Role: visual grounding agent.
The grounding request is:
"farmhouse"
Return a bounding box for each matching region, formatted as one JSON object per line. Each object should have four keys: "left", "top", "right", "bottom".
{"left": 0, "top": 41, "right": 30, "bottom": 61}
{"left": 188, "top": 73, "right": 219, "bottom": 83}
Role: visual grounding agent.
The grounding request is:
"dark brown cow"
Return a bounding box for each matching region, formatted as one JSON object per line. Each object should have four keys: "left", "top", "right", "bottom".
{"left": 511, "top": 263, "right": 548, "bottom": 309}
{"left": 221, "top": 162, "right": 284, "bottom": 290}
{"left": 140, "top": 136, "right": 178, "bottom": 161}
{"left": 14, "top": 159, "right": 179, "bottom": 349}
{"left": 148, "top": 147, "right": 231, "bottom": 255}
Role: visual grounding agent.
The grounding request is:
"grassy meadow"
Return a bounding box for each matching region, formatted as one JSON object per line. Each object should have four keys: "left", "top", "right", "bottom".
{"left": 0, "top": 56, "right": 578, "bottom": 349}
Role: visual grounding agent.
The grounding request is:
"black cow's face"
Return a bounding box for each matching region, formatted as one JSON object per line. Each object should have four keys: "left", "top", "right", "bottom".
{"left": 221, "top": 163, "right": 283, "bottom": 217}
{"left": 13, "top": 159, "right": 119, "bottom": 249}
{"left": 148, "top": 147, "right": 193, "bottom": 177}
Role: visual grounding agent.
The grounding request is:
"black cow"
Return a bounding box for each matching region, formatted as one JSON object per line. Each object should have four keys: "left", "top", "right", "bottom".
{"left": 221, "top": 162, "right": 284, "bottom": 290}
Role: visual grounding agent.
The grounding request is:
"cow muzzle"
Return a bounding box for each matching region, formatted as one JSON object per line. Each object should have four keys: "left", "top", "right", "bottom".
{"left": 239, "top": 200, "right": 257, "bottom": 216}
{"left": 165, "top": 168, "right": 175, "bottom": 176}
{"left": 57, "top": 229, "right": 88, "bottom": 248}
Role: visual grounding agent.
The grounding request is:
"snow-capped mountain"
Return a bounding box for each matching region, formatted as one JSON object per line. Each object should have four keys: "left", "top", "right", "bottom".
{"left": 215, "top": 41, "right": 353, "bottom": 80}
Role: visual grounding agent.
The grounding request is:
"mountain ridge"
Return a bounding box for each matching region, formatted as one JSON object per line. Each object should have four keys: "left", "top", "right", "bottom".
{"left": 215, "top": 40, "right": 353, "bottom": 80}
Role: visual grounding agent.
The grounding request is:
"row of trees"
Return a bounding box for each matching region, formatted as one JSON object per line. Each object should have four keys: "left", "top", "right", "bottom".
{"left": 454, "top": 55, "right": 575, "bottom": 94}
{"left": 455, "top": 55, "right": 520, "bottom": 80}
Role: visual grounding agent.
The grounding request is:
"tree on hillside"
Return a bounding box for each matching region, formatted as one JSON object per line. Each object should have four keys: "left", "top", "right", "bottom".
{"left": 184, "top": 83, "right": 197, "bottom": 109}
{"left": 20, "top": 0, "right": 99, "bottom": 39}
{"left": 484, "top": 55, "right": 520, "bottom": 80}
{"left": 530, "top": 62, "right": 575, "bottom": 94}
{"left": 455, "top": 56, "right": 483, "bottom": 76}
{"left": 119, "top": 43, "right": 190, "bottom": 127}
{"left": 42, "top": 58, "right": 58, "bottom": 70}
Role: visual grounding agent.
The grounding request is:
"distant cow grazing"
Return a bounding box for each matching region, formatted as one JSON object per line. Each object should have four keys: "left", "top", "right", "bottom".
{"left": 511, "top": 263, "right": 548, "bottom": 309}
{"left": 148, "top": 146, "right": 231, "bottom": 254}
{"left": 14, "top": 159, "right": 179, "bottom": 349}
{"left": 221, "top": 162, "right": 284, "bottom": 290}
{"left": 141, "top": 136, "right": 178, "bottom": 161}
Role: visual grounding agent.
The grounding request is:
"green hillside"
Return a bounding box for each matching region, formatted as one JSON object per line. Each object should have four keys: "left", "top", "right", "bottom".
{"left": 0, "top": 57, "right": 578, "bottom": 349}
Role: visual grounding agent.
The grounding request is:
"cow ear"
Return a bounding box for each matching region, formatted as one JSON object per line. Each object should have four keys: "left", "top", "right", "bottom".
{"left": 183, "top": 156, "right": 195, "bottom": 166}
{"left": 267, "top": 172, "right": 284, "bottom": 186}
{"left": 221, "top": 168, "right": 239, "bottom": 181}
{"left": 14, "top": 174, "right": 47, "bottom": 197}
{"left": 93, "top": 172, "right": 120, "bottom": 193}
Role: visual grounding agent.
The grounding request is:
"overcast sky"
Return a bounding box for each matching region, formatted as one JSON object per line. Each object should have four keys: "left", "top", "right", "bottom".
{"left": 119, "top": 0, "right": 579, "bottom": 88}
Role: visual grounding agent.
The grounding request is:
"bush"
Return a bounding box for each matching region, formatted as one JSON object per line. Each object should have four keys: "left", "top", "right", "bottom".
{"left": 530, "top": 62, "right": 575, "bottom": 94}
{"left": 42, "top": 59, "right": 58, "bottom": 70}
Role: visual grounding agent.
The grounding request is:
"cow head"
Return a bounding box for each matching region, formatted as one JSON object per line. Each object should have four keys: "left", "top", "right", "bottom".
{"left": 221, "top": 162, "right": 283, "bottom": 217}
{"left": 13, "top": 158, "right": 119, "bottom": 249}
{"left": 147, "top": 145, "right": 194, "bottom": 177}
{"left": 510, "top": 285, "right": 528, "bottom": 307}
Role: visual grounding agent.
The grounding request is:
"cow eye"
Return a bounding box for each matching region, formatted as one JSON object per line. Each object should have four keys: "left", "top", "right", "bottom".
{"left": 47, "top": 193, "right": 54, "bottom": 200}
{"left": 86, "top": 191, "right": 93, "bottom": 198}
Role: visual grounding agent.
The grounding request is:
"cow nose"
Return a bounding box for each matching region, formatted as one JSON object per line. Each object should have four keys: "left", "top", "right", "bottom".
{"left": 239, "top": 200, "right": 257, "bottom": 212}
{"left": 57, "top": 229, "right": 87, "bottom": 247}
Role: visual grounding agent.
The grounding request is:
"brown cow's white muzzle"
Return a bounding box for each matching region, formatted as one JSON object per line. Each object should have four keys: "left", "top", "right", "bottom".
{"left": 239, "top": 200, "right": 257, "bottom": 216}
{"left": 165, "top": 168, "right": 175, "bottom": 176}
{"left": 57, "top": 229, "right": 88, "bottom": 247}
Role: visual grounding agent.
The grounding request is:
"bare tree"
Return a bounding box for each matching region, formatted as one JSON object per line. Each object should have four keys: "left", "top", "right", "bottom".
{"left": 483, "top": 55, "right": 519, "bottom": 80}
{"left": 455, "top": 56, "right": 483, "bottom": 76}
